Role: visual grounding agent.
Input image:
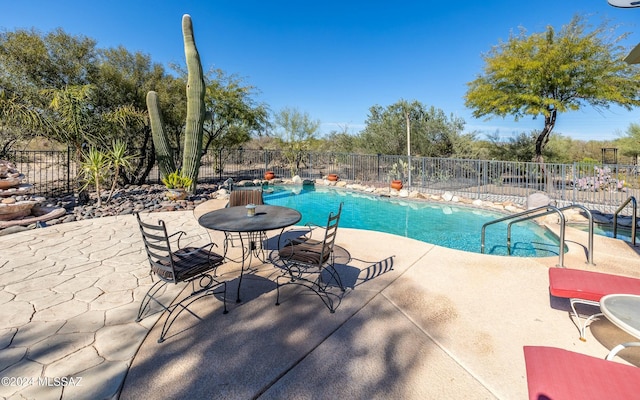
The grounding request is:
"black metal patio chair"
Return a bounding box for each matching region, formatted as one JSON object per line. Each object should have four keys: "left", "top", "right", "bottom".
{"left": 276, "top": 203, "right": 345, "bottom": 312}
{"left": 135, "top": 212, "right": 228, "bottom": 343}
{"left": 224, "top": 187, "right": 266, "bottom": 258}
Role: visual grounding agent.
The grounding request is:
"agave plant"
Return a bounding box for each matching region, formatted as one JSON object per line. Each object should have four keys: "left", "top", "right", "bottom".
{"left": 105, "top": 139, "right": 136, "bottom": 202}
{"left": 80, "top": 147, "right": 110, "bottom": 207}
{"left": 161, "top": 171, "right": 193, "bottom": 190}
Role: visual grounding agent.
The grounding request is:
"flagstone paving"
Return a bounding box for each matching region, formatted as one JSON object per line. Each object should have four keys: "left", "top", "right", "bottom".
{"left": 0, "top": 212, "right": 200, "bottom": 399}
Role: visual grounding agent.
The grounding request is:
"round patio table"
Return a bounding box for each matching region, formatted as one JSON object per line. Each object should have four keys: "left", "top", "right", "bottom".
{"left": 600, "top": 294, "right": 640, "bottom": 360}
{"left": 198, "top": 205, "right": 301, "bottom": 302}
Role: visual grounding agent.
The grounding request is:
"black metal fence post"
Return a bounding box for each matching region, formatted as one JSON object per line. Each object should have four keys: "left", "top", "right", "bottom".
{"left": 66, "top": 146, "right": 71, "bottom": 194}
{"left": 218, "top": 148, "right": 223, "bottom": 182}
{"left": 264, "top": 149, "right": 268, "bottom": 176}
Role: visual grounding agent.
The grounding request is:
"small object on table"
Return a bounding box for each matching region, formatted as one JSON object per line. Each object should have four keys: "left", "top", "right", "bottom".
{"left": 246, "top": 203, "right": 256, "bottom": 217}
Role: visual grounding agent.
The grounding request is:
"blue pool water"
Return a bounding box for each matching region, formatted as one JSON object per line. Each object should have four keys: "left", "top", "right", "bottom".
{"left": 571, "top": 223, "right": 635, "bottom": 243}
{"left": 262, "top": 185, "right": 561, "bottom": 257}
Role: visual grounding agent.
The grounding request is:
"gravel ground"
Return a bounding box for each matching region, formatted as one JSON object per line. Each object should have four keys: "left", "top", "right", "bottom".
{"left": 0, "top": 183, "right": 224, "bottom": 235}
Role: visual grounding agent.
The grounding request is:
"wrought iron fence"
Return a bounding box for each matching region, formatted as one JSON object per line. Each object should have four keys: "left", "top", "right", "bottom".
{"left": 5, "top": 147, "right": 639, "bottom": 214}
{"left": 4, "top": 149, "right": 75, "bottom": 196}
{"left": 211, "top": 149, "right": 640, "bottom": 214}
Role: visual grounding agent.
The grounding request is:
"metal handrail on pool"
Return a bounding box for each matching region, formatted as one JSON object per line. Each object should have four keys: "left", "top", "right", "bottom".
{"left": 509, "top": 205, "right": 596, "bottom": 266}
{"left": 557, "top": 204, "right": 594, "bottom": 265}
{"left": 481, "top": 205, "right": 566, "bottom": 267}
{"left": 485, "top": 204, "right": 596, "bottom": 266}
{"left": 613, "top": 196, "right": 637, "bottom": 246}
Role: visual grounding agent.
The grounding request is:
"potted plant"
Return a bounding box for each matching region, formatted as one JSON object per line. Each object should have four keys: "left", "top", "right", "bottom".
{"left": 162, "top": 171, "right": 192, "bottom": 200}
{"left": 389, "top": 160, "right": 407, "bottom": 190}
{"left": 391, "top": 179, "right": 403, "bottom": 190}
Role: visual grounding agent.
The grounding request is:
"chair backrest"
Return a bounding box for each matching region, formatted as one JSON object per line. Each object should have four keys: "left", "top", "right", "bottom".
{"left": 228, "top": 188, "right": 264, "bottom": 207}
{"left": 136, "top": 213, "right": 177, "bottom": 282}
{"left": 320, "top": 202, "right": 343, "bottom": 262}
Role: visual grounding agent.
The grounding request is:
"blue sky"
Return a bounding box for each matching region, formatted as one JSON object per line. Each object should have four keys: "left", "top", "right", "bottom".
{"left": 2, "top": 1, "right": 639, "bottom": 141}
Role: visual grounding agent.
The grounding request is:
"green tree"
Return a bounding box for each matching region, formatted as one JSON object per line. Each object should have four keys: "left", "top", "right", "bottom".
{"left": 0, "top": 25, "right": 268, "bottom": 188}
{"left": 359, "top": 99, "right": 467, "bottom": 157}
{"left": 616, "top": 123, "right": 640, "bottom": 164}
{"left": 273, "top": 107, "right": 320, "bottom": 177}
{"left": 486, "top": 131, "right": 537, "bottom": 162}
{"left": 470, "top": 139, "right": 492, "bottom": 161}
{"left": 544, "top": 134, "right": 585, "bottom": 163}
{"left": 0, "top": 28, "right": 97, "bottom": 90}
{"left": 446, "top": 129, "right": 480, "bottom": 159}
{"left": 153, "top": 65, "right": 269, "bottom": 180}
{"left": 0, "top": 27, "right": 183, "bottom": 185}
{"left": 313, "top": 125, "right": 359, "bottom": 153}
{"left": 94, "top": 46, "right": 175, "bottom": 184}
{"left": 201, "top": 69, "right": 269, "bottom": 152}
{"left": 465, "top": 15, "right": 640, "bottom": 163}
{"left": 0, "top": 88, "right": 43, "bottom": 156}
{"left": 40, "top": 84, "right": 97, "bottom": 159}
{"left": 0, "top": 28, "right": 98, "bottom": 153}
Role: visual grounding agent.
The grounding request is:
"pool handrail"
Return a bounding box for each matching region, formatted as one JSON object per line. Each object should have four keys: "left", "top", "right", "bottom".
{"left": 482, "top": 206, "right": 547, "bottom": 254}
{"left": 558, "top": 204, "right": 594, "bottom": 265}
{"left": 506, "top": 207, "right": 565, "bottom": 266}
{"left": 508, "top": 204, "right": 595, "bottom": 266}
{"left": 613, "top": 196, "right": 637, "bottom": 246}
{"left": 481, "top": 205, "right": 566, "bottom": 267}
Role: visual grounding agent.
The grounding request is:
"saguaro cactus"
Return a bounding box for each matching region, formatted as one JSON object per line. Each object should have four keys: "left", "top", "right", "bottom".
{"left": 146, "top": 91, "right": 176, "bottom": 178}
{"left": 181, "top": 14, "right": 206, "bottom": 192}
{"left": 147, "top": 14, "right": 205, "bottom": 193}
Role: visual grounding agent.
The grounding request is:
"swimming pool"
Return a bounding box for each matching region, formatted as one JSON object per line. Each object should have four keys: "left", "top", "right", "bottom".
{"left": 262, "top": 185, "right": 561, "bottom": 257}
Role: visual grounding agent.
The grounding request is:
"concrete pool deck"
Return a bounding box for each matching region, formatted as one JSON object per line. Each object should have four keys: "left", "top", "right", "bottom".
{"left": 1, "top": 199, "right": 640, "bottom": 399}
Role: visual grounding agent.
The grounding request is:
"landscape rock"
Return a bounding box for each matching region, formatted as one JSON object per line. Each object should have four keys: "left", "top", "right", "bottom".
{"left": 527, "top": 192, "right": 551, "bottom": 209}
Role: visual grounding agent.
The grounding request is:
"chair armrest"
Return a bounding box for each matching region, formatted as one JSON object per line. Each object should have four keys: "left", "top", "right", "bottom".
{"left": 176, "top": 242, "right": 217, "bottom": 256}
{"left": 304, "top": 222, "right": 324, "bottom": 232}
{"left": 168, "top": 230, "right": 186, "bottom": 248}
{"left": 168, "top": 230, "right": 186, "bottom": 239}
{"left": 289, "top": 222, "right": 323, "bottom": 244}
{"left": 199, "top": 242, "right": 219, "bottom": 251}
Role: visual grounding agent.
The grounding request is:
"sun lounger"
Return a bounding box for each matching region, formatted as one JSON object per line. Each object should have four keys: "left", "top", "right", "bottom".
{"left": 548, "top": 267, "right": 640, "bottom": 340}
{"left": 524, "top": 346, "right": 640, "bottom": 400}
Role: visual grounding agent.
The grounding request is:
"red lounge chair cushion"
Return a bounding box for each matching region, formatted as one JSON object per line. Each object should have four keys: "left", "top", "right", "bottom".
{"left": 524, "top": 346, "right": 640, "bottom": 400}
{"left": 548, "top": 268, "right": 640, "bottom": 303}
